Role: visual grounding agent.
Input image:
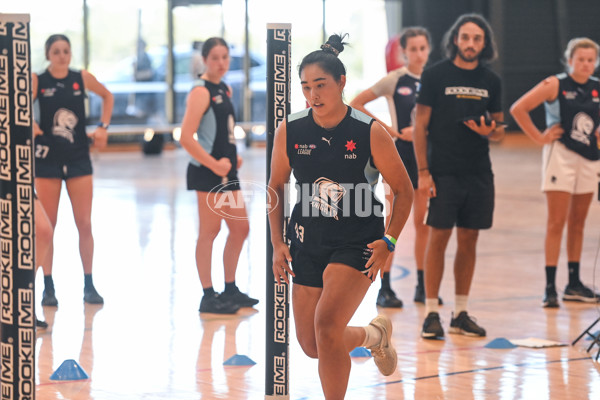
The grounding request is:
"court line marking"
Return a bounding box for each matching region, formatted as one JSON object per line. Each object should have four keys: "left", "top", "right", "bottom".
{"left": 294, "top": 356, "right": 593, "bottom": 399}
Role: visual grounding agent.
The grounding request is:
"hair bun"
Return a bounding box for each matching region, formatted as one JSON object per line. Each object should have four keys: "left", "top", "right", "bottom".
{"left": 321, "top": 33, "right": 348, "bottom": 56}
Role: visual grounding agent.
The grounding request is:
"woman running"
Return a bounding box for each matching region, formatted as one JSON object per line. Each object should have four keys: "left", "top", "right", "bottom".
{"left": 268, "top": 34, "right": 413, "bottom": 399}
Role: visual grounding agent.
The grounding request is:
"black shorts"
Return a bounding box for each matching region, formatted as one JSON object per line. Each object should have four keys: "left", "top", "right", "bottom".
{"left": 289, "top": 242, "right": 373, "bottom": 288}
{"left": 396, "top": 140, "right": 418, "bottom": 189}
{"left": 35, "top": 156, "right": 93, "bottom": 180}
{"left": 426, "top": 173, "right": 494, "bottom": 230}
{"left": 186, "top": 163, "right": 241, "bottom": 192}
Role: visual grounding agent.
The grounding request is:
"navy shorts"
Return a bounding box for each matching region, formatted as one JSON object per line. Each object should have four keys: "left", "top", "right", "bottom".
{"left": 396, "top": 140, "right": 418, "bottom": 189}
{"left": 289, "top": 242, "right": 374, "bottom": 288}
{"left": 35, "top": 156, "right": 93, "bottom": 180}
{"left": 426, "top": 173, "right": 494, "bottom": 230}
{"left": 187, "top": 163, "right": 241, "bottom": 192}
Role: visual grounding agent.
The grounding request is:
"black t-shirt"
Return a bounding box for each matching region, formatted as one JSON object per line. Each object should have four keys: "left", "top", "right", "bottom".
{"left": 285, "top": 106, "right": 384, "bottom": 251}
{"left": 417, "top": 59, "right": 502, "bottom": 176}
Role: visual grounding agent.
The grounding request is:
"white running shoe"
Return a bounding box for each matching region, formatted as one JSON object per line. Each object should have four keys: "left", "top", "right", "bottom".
{"left": 367, "top": 314, "right": 397, "bottom": 376}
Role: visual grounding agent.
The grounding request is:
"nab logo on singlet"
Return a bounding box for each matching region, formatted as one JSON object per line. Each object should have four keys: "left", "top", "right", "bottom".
{"left": 73, "top": 82, "right": 82, "bottom": 96}
{"left": 344, "top": 139, "right": 357, "bottom": 160}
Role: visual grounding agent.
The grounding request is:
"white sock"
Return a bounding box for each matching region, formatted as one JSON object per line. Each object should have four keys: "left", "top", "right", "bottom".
{"left": 361, "top": 324, "right": 382, "bottom": 348}
{"left": 425, "top": 298, "right": 439, "bottom": 316}
{"left": 455, "top": 295, "right": 468, "bottom": 315}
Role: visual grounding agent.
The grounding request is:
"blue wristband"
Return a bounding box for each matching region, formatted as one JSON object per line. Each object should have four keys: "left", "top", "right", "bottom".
{"left": 381, "top": 236, "right": 395, "bottom": 252}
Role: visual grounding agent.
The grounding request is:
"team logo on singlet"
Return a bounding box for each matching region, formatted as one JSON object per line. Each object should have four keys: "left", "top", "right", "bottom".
{"left": 52, "top": 108, "right": 78, "bottom": 143}
{"left": 311, "top": 177, "right": 346, "bottom": 220}
{"left": 562, "top": 90, "right": 577, "bottom": 100}
{"left": 571, "top": 112, "right": 594, "bottom": 146}
{"left": 397, "top": 86, "right": 413, "bottom": 96}
{"left": 212, "top": 95, "right": 223, "bottom": 104}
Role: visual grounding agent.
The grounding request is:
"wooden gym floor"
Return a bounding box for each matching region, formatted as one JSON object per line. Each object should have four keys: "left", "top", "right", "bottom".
{"left": 34, "top": 134, "right": 600, "bottom": 399}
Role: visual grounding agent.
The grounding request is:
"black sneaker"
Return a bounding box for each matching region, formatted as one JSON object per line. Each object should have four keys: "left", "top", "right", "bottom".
{"left": 413, "top": 285, "right": 444, "bottom": 305}
{"left": 563, "top": 282, "right": 600, "bottom": 303}
{"left": 449, "top": 311, "right": 486, "bottom": 337}
{"left": 199, "top": 293, "right": 240, "bottom": 314}
{"left": 421, "top": 312, "right": 444, "bottom": 339}
{"left": 376, "top": 288, "right": 403, "bottom": 308}
{"left": 543, "top": 285, "right": 559, "bottom": 308}
{"left": 83, "top": 286, "right": 104, "bottom": 304}
{"left": 220, "top": 288, "right": 259, "bottom": 307}
{"left": 42, "top": 289, "right": 58, "bottom": 307}
{"left": 36, "top": 319, "right": 48, "bottom": 330}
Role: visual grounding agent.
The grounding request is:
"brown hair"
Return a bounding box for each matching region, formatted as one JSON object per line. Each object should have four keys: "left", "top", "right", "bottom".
{"left": 201, "top": 37, "right": 228, "bottom": 59}
{"left": 44, "top": 34, "right": 70, "bottom": 60}
{"left": 399, "top": 27, "right": 431, "bottom": 50}
{"left": 441, "top": 13, "right": 497, "bottom": 63}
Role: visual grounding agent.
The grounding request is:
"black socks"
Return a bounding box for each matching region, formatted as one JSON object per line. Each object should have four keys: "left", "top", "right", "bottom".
{"left": 545, "top": 266, "right": 556, "bottom": 288}
{"left": 546, "top": 263, "right": 581, "bottom": 288}
{"left": 417, "top": 270, "right": 424, "bottom": 289}
{"left": 84, "top": 274, "right": 95, "bottom": 290}
{"left": 224, "top": 281, "right": 238, "bottom": 294}
{"left": 381, "top": 272, "right": 391, "bottom": 290}
{"left": 568, "top": 261, "right": 580, "bottom": 286}
{"left": 44, "top": 275, "right": 55, "bottom": 292}
{"left": 204, "top": 283, "right": 239, "bottom": 296}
